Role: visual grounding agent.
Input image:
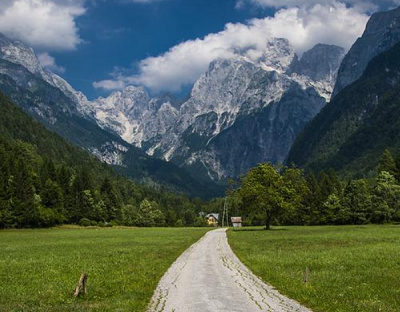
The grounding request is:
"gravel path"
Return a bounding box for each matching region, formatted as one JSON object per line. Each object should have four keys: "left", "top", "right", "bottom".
{"left": 147, "top": 228, "right": 312, "bottom": 312}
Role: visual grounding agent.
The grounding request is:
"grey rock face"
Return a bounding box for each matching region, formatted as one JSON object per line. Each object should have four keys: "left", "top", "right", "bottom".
{"left": 291, "top": 44, "right": 345, "bottom": 85}
{"left": 0, "top": 33, "right": 89, "bottom": 113}
{"left": 332, "top": 6, "right": 400, "bottom": 97}
{"left": 85, "top": 39, "right": 344, "bottom": 180}
{"left": 0, "top": 32, "right": 224, "bottom": 197}
{"left": 0, "top": 31, "right": 344, "bottom": 181}
{"left": 142, "top": 41, "right": 342, "bottom": 180}
{"left": 87, "top": 86, "right": 179, "bottom": 146}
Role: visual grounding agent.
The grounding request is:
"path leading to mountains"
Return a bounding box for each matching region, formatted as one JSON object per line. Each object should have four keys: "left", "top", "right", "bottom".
{"left": 147, "top": 229, "right": 312, "bottom": 312}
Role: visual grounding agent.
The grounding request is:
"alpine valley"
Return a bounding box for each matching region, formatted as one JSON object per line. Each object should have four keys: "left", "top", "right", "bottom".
{"left": 2, "top": 5, "right": 400, "bottom": 193}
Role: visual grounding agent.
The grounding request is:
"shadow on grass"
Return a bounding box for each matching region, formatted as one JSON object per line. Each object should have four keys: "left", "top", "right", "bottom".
{"left": 230, "top": 227, "right": 289, "bottom": 232}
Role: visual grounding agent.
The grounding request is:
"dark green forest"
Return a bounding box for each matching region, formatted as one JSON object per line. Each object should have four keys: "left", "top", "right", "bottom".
{"left": 229, "top": 150, "right": 400, "bottom": 229}
{"left": 0, "top": 92, "right": 221, "bottom": 228}
{"left": 287, "top": 41, "right": 400, "bottom": 178}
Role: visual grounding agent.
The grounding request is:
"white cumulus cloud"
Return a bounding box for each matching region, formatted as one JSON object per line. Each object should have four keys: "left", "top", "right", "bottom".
{"left": 94, "top": 1, "right": 369, "bottom": 93}
{"left": 38, "top": 52, "right": 65, "bottom": 73}
{"left": 0, "top": 0, "right": 85, "bottom": 51}
{"left": 239, "top": 0, "right": 399, "bottom": 11}
{"left": 93, "top": 79, "right": 126, "bottom": 90}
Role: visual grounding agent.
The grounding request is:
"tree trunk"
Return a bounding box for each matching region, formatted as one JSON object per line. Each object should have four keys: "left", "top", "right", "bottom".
{"left": 265, "top": 214, "right": 271, "bottom": 230}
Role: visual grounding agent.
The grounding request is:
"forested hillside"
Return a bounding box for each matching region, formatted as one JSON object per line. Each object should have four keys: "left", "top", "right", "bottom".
{"left": 0, "top": 92, "right": 216, "bottom": 228}
{"left": 287, "top": 41, "right": 400, "bottom": 177}
{"left": 0, "top": 57, "right": 222, "bottom": 199}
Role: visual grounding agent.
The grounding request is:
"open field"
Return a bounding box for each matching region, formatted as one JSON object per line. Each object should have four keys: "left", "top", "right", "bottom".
{"left": 228, "top": 225, "right": 400, "bottom": 312}
{"left": 0, "top": 227, "right": 210, "bottom": 312}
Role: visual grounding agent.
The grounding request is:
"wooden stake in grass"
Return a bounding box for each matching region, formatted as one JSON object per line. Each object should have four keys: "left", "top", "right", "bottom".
{"left": 74, "top": 273, "right": 88, "bottom": 298}
{"left": 303, "top": 267, "right": 310, "bottom": 284}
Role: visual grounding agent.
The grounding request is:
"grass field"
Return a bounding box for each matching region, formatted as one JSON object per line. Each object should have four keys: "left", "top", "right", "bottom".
{"left": 228, "top": 225, "right": 400, "bottom": 312}
{"left": 0, "top": 227, "right": 209, "bottom": 312}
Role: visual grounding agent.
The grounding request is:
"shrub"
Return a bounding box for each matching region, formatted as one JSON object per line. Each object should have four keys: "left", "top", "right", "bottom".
{"left": 79, "top": 218, "right": 91, "bottom": 227}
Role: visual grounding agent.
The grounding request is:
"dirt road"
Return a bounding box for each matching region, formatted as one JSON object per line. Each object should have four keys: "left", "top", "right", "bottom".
{"left": 147, "top": 228, "right": 312, "bottom": 312}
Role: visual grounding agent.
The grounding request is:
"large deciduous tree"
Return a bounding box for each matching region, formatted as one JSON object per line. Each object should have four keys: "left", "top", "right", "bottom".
{"left": 238, "top": 163, "right": 307, "bottom": 230}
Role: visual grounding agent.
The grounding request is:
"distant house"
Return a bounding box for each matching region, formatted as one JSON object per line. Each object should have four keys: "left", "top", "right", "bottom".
{"left": 231, "top": 217, "right": 242, "bottom": 228}
{"left": 205, "top": 213, "right": 219, "bottom": 226}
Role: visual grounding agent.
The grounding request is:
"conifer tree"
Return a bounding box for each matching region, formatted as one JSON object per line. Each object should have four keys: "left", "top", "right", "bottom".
{"left": 379, "top": 149, "right": 397, "bottom": 176}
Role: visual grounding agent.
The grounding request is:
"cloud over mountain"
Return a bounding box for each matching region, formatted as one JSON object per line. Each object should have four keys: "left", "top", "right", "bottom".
{"left": 94, "top": 1, "right": 369, "bottom": 93}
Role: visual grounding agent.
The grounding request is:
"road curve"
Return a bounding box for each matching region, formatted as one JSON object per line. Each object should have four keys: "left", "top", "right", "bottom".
{"left": 147, "top": 228, "right": 312, "bottom": 312}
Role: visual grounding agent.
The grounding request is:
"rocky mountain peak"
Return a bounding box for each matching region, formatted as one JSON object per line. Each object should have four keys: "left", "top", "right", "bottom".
{"left": 0, "top": 33, "right": 43, "bottom": 75}
{"left": 291, "top": 44, "right": 345, "bottom": 83}
{"left": 258, "top": 37, "right": 296, "bottom": 73}
{"left": 0, "top": 32, "right": 89, "bottom": 112}
{"left": 332, "top": 6, "right": 400, "bottom": 97}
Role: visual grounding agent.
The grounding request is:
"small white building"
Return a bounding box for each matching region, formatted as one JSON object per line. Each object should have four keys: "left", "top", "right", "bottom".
{"left": 231, "top": 217, "right": 242, "bottom": 228}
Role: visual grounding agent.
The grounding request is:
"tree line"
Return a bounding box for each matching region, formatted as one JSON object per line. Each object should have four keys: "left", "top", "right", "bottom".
{"left": 3, "top": 127, "right": 400, "bottom": 230}
{"left": 231, "top": 149, "right": 400, "bottom": 229}
{"left": 0, "top": 136, "right": 222, "bottom": 228}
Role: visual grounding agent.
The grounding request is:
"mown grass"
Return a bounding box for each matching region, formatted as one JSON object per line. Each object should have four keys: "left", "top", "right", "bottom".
{"left": 228, "top": 225, "right": 400, "bottom": 312}
{"left": 0, "top": 227, "right": 209, "bottom": 312}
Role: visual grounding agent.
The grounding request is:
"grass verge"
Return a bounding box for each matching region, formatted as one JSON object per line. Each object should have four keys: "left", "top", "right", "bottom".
{"left": 0, "top": 227, "right": 209, "bottom": 312}
{"left": 228, "top": 225, "right": 400, "bottom": 312}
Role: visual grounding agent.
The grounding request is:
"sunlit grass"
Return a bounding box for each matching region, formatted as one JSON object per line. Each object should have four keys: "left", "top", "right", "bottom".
{"left": 0, "top": 227, "right": 209, "bottom": 312}
{"left": 228, "top": 225, "right": 400, "bottom": 312}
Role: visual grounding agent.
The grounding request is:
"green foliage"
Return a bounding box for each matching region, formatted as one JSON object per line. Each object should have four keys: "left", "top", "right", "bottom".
{"left": 0, "top": 91, "right": 219, "bottom": 229}
{"left": 379, "top": 150, "right": 397, "bottom": 176}
{"left": 235, "top": 151, "right": 400, "bottom": 227}
{"left": 371, "top": 171, "right": 400, "bottom": 223}
{"left": 238, "top": 163, "right": 307, "bottom": 229}
{"left": 79, "top": 218, "right": 91, "bottom": 227}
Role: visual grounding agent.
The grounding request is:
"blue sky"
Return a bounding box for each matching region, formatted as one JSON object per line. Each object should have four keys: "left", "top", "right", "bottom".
{"left": 0, "top": 0, "right": 397, "bottom": 100}
{"left": 57, "top": 0, "right": 272, "bottom": 99}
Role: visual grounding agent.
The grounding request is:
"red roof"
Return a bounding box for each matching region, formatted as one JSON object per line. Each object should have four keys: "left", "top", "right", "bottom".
{"left": 231, "top": 217, "right": 242, "bottom": 223}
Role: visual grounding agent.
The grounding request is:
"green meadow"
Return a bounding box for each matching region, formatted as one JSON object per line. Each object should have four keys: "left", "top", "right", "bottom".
{"left": 228, "top": 225, "right": 400, "bottom": 312}
{"left": 0, "top": 227, "right": 209, "bottom": 312}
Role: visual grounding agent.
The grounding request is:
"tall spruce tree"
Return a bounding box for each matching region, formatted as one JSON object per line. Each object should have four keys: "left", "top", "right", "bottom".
{"left": 379, "top": 150, "right": 397, "bottom": 176}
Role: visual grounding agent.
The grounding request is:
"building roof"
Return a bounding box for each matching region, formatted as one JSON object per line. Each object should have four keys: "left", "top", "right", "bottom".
{"left": 231, "top": 217, "right": 242, "bottom": 223}
{"left": 206, "top": 213, "right": 219, "bottom": 221}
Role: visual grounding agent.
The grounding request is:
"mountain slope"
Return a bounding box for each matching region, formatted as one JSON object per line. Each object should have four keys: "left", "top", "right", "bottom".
{"left": 87, "top": 40, "right": 344, "bottom": 180}
{"left": 332, "top": 6, "right": 400, "bottom": 97}
{"left": 0, "top": 91, "right": 219, "bottom": 228}
{"left": 0, "top": 34, "right": 222, "bottom": 198}
{"left": 287, "top": 41, "right": 400, "bottom": 176}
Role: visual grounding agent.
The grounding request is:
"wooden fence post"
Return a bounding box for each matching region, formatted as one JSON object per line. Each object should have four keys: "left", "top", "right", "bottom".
{"left": 74, "top": 273, "right": 88, "bottom": 298}
{"left": 303, "top": 267, "right": 310, "bottom": 284}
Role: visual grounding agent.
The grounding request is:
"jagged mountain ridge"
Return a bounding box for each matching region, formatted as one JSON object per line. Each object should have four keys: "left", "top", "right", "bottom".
{"left": 0, "top": 33, "right": 222, "bottom": 198}
{"left": 0, "top": 32, "right": 346, "bottom": 182}
{"left": 87, "top": 39, "right": 345, "bottom": 180}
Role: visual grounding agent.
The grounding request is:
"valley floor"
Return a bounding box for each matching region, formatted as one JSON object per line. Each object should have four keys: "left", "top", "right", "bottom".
{"left": 2, "top": 225, "right": 399, "bottom": 312}
{"left": 228, "top": 225, "right": 400, "bottom": 312}
{"left": 0, "top": 227, "right": 209, "bottom": 312}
